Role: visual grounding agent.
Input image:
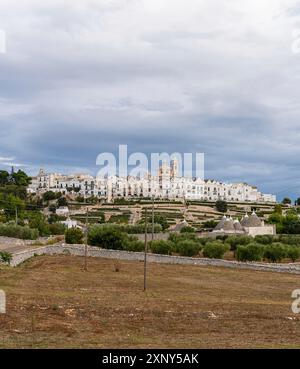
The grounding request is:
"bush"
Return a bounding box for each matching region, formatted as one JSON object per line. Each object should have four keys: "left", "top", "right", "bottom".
{"left": 57, "top": 197, "right": 68, "bottom": 207}
{"left": 65, "top": 227, "right": 84, "bottom": 244}
{"left": 225, "top": 235, "right": 252, "bottom": 251}
{"left": 286, "top": 246, "right": 300, "bottom": 262}
{"left": 124, "top": 238, "right": 145, "bottom": 252}
{"left": 0, "top": 251, "right": 12, "bottom": 264}
{"left": 0, "top": 223, "right": 39, "bottom": 240}
{"left": 28, "top": 213, "right": 51, "bottom": 237}
{"left": 180, "top": 226, "right": 195, "bottom": 233}
{"left": 175, "top": 240, "right": 201, "bottom": 257}
{"left": 215, "top": 200, "right": 228, "bottom": 213}
{"left": 169, "top": 232, "right": 200, "bottom": 244}
{"left": 48, "top": 223, "right": 66, "bottom": 235}
{"left": 88, "top": 225, "right": 128, "bottom": 250}
{"left": 149, "top": 240, "right": 173, "bottom": 255}
{"left": 216, "top": 235, "right": 229, "bottom": 242}
{"left": 263, "top": 243, "right": 286, "bottom": 263}
{"left": 236, "top": 243, "right": 264, "bottom": 262}
{"left": 254, "top": 235, "right": 274, "bottom": 245}
{"left": 203, "top": 241, "right": 229, "bottom": 259}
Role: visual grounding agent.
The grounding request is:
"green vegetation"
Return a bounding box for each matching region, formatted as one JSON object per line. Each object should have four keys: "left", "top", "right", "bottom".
{"left": 175, "top": 240, "right": 202, "bottom": 257}
{"left": 0, "top": 251, "right": 12, "bottom": 265}
{"left": 268, "top": 210, "right": 300, "bottom": 234}
{"left": 0, "top": 223, "right": 39, "bottom": 240}
{"left": 180, "top": 226, "right": 195, "bottom": 233}
{"left": 263, "top": 243, "right": 286, "bottom": 263}
{"left": 215, "top": 200, "right": 228, "bottom": 213}
{"left": 149, "top": 240, "right": 173, "bottom": 255}
{"left": 236, "top": 243, "right": 265, "bottom": 262}
{"left": 108, "top": 214, "right": 130, "bottom": 224}
{"left": 203, "top": 241, "right": 229, "bottom": 259}
{"left": 65, "top": 228, "right": 84, "bottom": 244}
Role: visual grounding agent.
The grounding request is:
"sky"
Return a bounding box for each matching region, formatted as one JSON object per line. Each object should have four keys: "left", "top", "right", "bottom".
{"left": 1, "top": 0, "right": 300, "bottom": 200}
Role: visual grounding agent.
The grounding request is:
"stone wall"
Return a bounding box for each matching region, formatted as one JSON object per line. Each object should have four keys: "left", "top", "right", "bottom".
{"left": 10, "top": 243, "right": 300, "bottom": 274}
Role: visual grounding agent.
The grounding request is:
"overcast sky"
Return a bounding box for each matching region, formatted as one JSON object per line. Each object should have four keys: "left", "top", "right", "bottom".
{"left": 1, "top": 0, "right": 300, "bottom": 199}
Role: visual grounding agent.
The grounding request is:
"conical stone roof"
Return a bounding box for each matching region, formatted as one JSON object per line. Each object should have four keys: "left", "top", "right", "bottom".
{"left": 214, "top": 215, "right": 227, "bottom": 231}
{"left": 233, "top": 219, "right": 244, "bottom": 232}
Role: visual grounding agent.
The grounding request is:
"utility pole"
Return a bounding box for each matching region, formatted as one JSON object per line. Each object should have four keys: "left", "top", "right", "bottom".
{"left": 151, "top": 197, "right": 155, "bottom": 241}
{"left": 143, "top": 208, "right": 148, "bottom": 292}
{"left": 84, "top": 207, "right": 88, "bottom": 271}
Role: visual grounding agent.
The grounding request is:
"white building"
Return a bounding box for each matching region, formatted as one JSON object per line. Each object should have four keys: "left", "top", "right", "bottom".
{"left": 28, "top": 164, "right": 276, "bottom": 204}
{"left": 56, "top": 206, "right": 69, "bottom": 216}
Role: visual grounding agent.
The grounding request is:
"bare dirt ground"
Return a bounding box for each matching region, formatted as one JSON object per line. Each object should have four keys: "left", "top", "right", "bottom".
{"left": 0, "top": 254, "right": 299, "bottom": 348}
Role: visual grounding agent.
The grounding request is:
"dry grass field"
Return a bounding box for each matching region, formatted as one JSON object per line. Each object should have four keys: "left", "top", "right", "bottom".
{"left": 0, "top": 254, "right": 300, "bottom": 348}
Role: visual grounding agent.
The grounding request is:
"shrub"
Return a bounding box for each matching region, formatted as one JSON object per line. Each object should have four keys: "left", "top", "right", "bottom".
{"left": 57, "top": 197, "right": 68, "bottom": 207}
{"left": 263, "top": 243, "right": 286, "bottom": 263}
{"left": 286, "top": 246, "right": 300, "bottom": 262}
{"left": 203, "top": 241, "right": 229, "bottom": 259}
{"left": 236, "top": 243, "right": 264, "bottom": 262}
{"left": 216, "top": 235, "right": 229, "bottom": 242}
{"left": 149, "top": 240, "right": 173, "bottom": 255}
{"left": 169, "top": 232, "right": 200, "bottom": 244}
{"left": 0, "top": 223, "right": 39, "bottom": 240}
{"left": 175, "top": 240, "right": 201, "bottom": 257}
{"left": 225, "top": 235, "right": 252, "bottom": 251}
{"left": 254, "top": 235, "right": 274, "bottom": 245}
{"left": 88, "top": 225, "right": 128, "bottom": 250}
{"left": 215, "top": 200, "right": 228, "bottom": 213}
{"left": 65, "top": 227, "right": 84, "bottom": 244}
{"left": 180, "top": 226, "right": 195, "bottom": 233}
{"left": 124, "top": 238, "right": 145, "bottom": 252}
{"left": 28, "top": 213, "right": 50, "bottom": 237}
{"left": 48, "top": 223, "right": 66, "bottom": 235}
{"left": 0, "top": 251, "right": 12, "bottom": 264}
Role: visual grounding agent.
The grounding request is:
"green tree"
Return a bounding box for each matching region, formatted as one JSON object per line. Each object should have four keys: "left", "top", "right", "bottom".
{"left": 12, "top": 170, "right": 31, "bottom": 187}
{"left": 175, "top": 240, "right": 202, "bottom": 257}
{"left": 215, "top": 200, "right": 228, "bottom": 213}
{"left": 282, "top": 197, "right": 292, "bottom": 205}
{"left": 88, "top": 225, "right": 129, "bottom": 250}
{"left": 43, "top": 191, "right": 57, "bottom": 202}
{"left": 0, "top": 171, "right": 9, "bottom": 186}
{"left": 149, "top": 240, "right": 173, "bottom": 255}
{"left": 274, "top": 204, "right": 283, "bottom": 214}
{"left": 286, "top": 246, "right": 300, "bottom": 262}
{"left": 65, "top": 227, "right": 84, "bottom": 244}
{"left": 202, "top": 241, "right": 229, "bottom": 259}
{"left": 153, "top": 214, "right": 169, "bottom": 231}
{"left": 57, "top": 197, "right": 68, "bottom": 207}
{"left": 263, "top": 243, "right": 286, "bottom": 263}
{"left": 180, "top": 226, "right": 195, "bottom": 233}
{"left": 236, "top": 243, "right": 264, "bottom": 262}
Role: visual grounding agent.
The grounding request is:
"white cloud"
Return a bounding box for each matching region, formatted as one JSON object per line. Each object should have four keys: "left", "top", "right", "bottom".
{"left": 0, "top": 0, "right": 300, "bottom": 198}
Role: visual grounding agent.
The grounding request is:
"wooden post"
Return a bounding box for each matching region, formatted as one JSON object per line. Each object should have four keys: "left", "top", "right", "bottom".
{"left": 152, "top": 197, "right": 154, "bottom": 241}
{"left": 144, "top": 208, "right": 148, "bottom": 292}
{"left": 84, "top": 207, "right": 88, "bottom": 271}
